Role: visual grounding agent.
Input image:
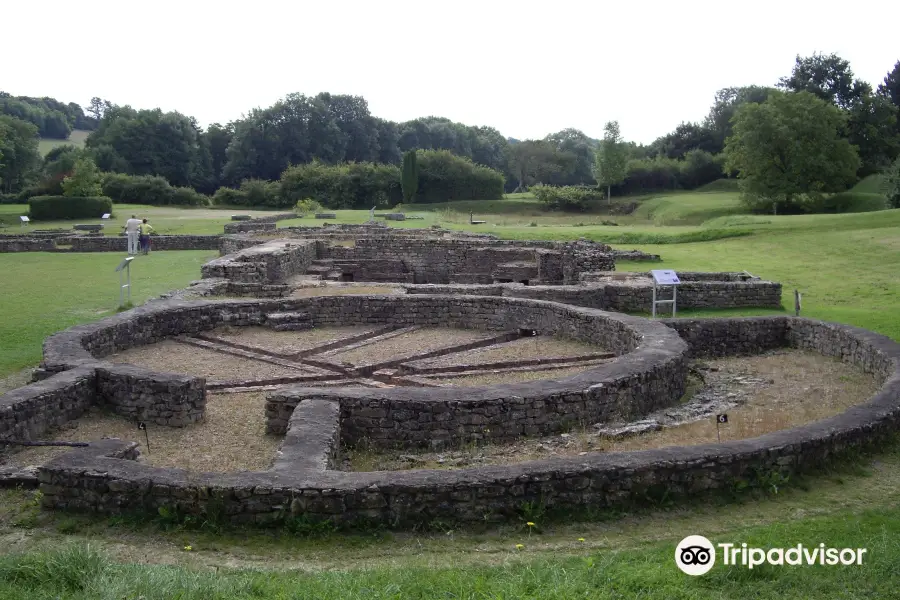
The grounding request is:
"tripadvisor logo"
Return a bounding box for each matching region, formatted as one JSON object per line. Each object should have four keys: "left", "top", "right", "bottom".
{"left": 675, "top": 535, "right": 868, "bottom": 575}
{"left": 675, "top": 535, "right": 716, "bottom": 576}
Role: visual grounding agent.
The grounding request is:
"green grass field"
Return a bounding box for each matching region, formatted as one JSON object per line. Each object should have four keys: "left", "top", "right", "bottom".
{"left": 36, "top": 129, "right": 91, "bottom": 156}
{"left": 0, "top": 251, "right": 216, "bottom": 378}
{"left": 0, "top": 203, "right": 288, "bottom": 236}
{"left": 2, "top": 191, "right": 900, "bottom": 597}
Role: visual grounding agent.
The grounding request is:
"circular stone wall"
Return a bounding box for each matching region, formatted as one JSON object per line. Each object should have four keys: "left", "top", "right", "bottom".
{"left": 40, "top": 295, "right": 690, "bottom": 446}
{"left": 25, "top": 308, "right": 900, "bottom": 529}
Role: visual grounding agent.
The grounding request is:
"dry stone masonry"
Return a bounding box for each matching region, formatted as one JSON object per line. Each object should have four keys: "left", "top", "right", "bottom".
{"left": 4, "top": 220, "right": 860, "bottom": 529}
{"left": 2, "top": 289, "right": 898, "bottom": 527}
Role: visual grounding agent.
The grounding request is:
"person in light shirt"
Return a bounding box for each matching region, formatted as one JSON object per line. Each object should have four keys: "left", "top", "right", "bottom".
{"left": 124, "top": 215, "right": 142, "bottom": 255}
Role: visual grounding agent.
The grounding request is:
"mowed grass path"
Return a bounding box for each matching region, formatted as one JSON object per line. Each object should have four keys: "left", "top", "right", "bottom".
{"left": 0, "top": 251, "right": 216, "bottom": 377}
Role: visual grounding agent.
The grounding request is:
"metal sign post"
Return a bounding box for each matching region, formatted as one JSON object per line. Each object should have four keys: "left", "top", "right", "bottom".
{"left": 650, "top": 269, "right": 681, "bottom": 318}
{"left": 115, "top": 256, "right": 134, "bottom": 307}
{"left": 795, "top": 290, "right": 802, "bottom": 316}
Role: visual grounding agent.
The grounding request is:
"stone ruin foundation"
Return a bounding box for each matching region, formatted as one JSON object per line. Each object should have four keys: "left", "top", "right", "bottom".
{"left": 2, "top": 220, "right": 897, "bottom": 528}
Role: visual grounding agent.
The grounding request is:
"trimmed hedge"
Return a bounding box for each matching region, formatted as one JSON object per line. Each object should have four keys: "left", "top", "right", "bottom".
{"left": 215, "top": 151, "right": 507, "bottom": 209}
{"left": 101, "top": 173, "right": 210, "bottom": 206}
{"left": 532, "top": 184, "right": 603, "bottom": 211}
{"left": 28, "top": 196, "right": 113, "bottom": 220}
{"left": 278, "top": 161, "right": 401, "bottom": 209}
{"left": 414, "top": 150, "right": 505, "bottom": 203}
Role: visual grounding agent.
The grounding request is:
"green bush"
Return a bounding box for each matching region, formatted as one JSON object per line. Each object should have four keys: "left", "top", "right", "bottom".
{"left": 171, "top": 186, "right": 211, "bottom": 206}
{"left": 278, "top": 152, "right": 504, "bottom": 209}
{"left": 280, "top": 160, "right": 402, "bottom": 209}
{"left": 239, "top": 179, "right": 281, "bottom": 207}
{"left": 0, "top": 193, "right": 20, "bottom": 204}
{"left": 294, "top": 198, "right": 324, "bottom": 215}
{"left": 100, "top": 173, "right": 208, "bottom": 206}
{"left": 532, "top": 184, "right": 603, "bottom": 211}
{"left": 212, "top": 187, "right": 249, "bottom": 206}
{"left": 414, "top": 150, "right": 505, "bottom": 203}
{"left": 28, "top": 195, "right": 113, "bottom": 220}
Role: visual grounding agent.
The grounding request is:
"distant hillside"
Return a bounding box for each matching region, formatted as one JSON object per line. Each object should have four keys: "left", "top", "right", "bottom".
{"left": 37, "top": 129, "right": 90, "bottom": 156}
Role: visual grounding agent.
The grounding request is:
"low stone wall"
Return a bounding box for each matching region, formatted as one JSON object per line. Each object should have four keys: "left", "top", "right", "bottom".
{"left": 402, "top": 277, "right": 783, "bottom": 312}
{"left": 200, "top": 240, "right": 316, "bottom": 284}
{"left": 0, "top": 367, "right": 95, "bottom": 442}
{"left": 18, "top": 311, "right": 900, "bottom": 528}
{"left": 61, "top": 235, "right": 221, "bottom": 252}
{"left": 95, "top": 365, "right": 206, "bottom": 427}
{"left": 0, "top": 238, "right": 56, "bottom": 252}
{"left": 223, "top": 213, "right": 296, "bottom": 234}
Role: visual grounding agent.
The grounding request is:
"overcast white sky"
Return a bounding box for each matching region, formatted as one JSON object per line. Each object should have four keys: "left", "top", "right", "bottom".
{"left": 4, "top": 0, "right": 898, "bottom": 144}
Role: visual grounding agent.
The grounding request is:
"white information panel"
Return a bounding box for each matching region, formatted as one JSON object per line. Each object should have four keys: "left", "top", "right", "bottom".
{"left": 650, "top": 270, "right": 679, "bottom": 318}
{"left": 101, "top": 213, "right": 111, "bottom": 219}
{"left": 651, "top": 269, "right": 680, "bottom": 285}
{"left": 19, "top": 216, "right": 30, "bottom": 223}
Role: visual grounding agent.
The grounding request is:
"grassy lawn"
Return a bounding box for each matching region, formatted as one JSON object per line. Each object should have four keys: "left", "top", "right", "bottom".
{"left": 36, "top": 129, "right": 90, "bottom": 156}
{"left": 0, "top": 251, "right": 216, "bottom": 378}
{"left": 0, "top": 203, "right": 288, "bottom": 236}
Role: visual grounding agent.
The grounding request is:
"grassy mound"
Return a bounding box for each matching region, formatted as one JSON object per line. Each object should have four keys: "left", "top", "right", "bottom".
{"left": 694, "top": 178, "right": 740, "bottom": 193}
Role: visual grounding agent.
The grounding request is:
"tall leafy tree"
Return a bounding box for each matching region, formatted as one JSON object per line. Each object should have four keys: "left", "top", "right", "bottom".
{"left": 877, "top": 61, "right": 900, "bottom": 108}
{"left": 0, "top": 115, "right": 40, "bottom": 193}
{"left": 704, "top": 86, "right": 775, "bottom": 149}
{"left": 86, "top": 105, "right": 211, "bottom": 187}
{"left": 507, "top": 140, "right": 572, "bottom": 192}
{"left": 593, "top": 121, "right": 628, "bottom": 202}
{"left": 401, "top": 150, "right": 418, "bottom": 202}
{"left": 544, "top": 128, "right": 595, "bottom": 185}
{"left": 725, "top": 90, "right": 859, "bottom": 214}
{"left": 778, "top": 52, "right": 871, "bottom": 110}
{"left": 61, "top": 156, "right": 102, "bottom": 197}
{"left": 847, "top": 93, "right": 900, "bottom": 176}
{"left": 648, "top": 122, "right": 720, "bottom": 159}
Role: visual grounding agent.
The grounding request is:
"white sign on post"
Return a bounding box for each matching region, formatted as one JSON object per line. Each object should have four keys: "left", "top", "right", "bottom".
{"left": 650, "top": 269, "right": 680, "bottom": 318}
{"left": 20, "top": 216, "right": 29, "bottom": 223}
{"left": 115, "top": 256, "right": 134, "bottom": 307}
{"left": 651, "top": 269, "right": 680, "bottom": 285}
{"left": 101, "top": 213, "right": 111, "bottom": 219}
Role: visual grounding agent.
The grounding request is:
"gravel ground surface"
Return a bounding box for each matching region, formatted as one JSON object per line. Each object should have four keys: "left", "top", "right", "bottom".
{"left": 107, "top": 341, "right": 310, "bottom": 380}
{"left": 407, "top": 336, "right": 605, "bottom": 368}
{"left": 328, "top": 328, "right": 493, "bottom": 365}
{"left": 4, "top": 392, "right": 280, "bottom": 472}
{"left": 431, "top": 363, "right": 605, "bottom": 387}
{"left": 345, "top": 349, "right": 881, "bottom": 471}
{"left": 207, "top": 325, "right": 377, "bottom": 355}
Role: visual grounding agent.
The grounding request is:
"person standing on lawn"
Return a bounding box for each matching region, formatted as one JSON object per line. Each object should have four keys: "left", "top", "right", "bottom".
{"left": 124, "top": 215, "right": 142, "bottom": 255}
{"left": 139, "top": 218, "right": 154, "bottom": 255}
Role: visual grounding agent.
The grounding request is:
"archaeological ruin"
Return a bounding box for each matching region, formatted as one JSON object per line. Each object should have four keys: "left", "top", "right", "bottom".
{"left": 2, "top": 217, "right": 899, "bottom": 528}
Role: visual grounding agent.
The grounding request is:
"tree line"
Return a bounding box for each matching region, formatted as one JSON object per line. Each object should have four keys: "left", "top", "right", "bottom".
{"left": 2, "top": 52, "right": 899, "bottom": 209}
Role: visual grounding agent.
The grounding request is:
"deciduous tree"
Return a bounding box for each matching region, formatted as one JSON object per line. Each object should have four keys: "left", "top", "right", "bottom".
{"left": 593, "top": 121, "right": 628, "bottom": 201}
{"left": 778, "top": 52, "right": 871, "bottom": 110}
{"left": 0, "top": 115, "right": 40, "bottom": 193}
{"left": 62, "top": 156, "right": 103, "bottom": 197}
{"left": 725, "top": 91, "right": 859, "bottom": 214}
